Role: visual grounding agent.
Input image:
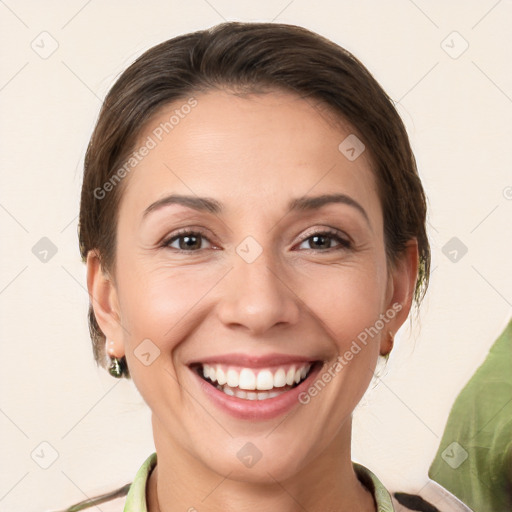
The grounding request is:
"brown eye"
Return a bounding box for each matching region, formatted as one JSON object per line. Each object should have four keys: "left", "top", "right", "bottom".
{"left": 164, "top": 231, "right": 212, "bottom": 251}
{"left": 298, "top": 230, "right": 351, "bottom": 251}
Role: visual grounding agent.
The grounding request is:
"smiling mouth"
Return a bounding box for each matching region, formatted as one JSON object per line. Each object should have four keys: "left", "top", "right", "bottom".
{"left": 193, "top": 361, "right": 320, "bottom": 401}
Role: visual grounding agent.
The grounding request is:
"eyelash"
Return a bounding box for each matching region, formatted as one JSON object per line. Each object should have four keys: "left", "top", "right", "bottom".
{"left": 162, "top": 228, "right": 352, "bottom": 253}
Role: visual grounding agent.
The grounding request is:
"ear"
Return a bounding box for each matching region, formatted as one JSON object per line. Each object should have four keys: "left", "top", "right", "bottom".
{"left": 86, "top": 250, "right": 125, "bottom": 358}
{"left": 380, "top": 239, "right": 420, "bottom": 355}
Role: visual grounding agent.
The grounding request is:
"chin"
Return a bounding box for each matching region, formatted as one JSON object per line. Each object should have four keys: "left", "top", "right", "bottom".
{"left": 193, "top": 435, "right": 313, "bottom": 485}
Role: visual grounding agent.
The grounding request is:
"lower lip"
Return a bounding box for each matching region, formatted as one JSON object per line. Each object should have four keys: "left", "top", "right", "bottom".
{"left": 191, "top": 363, "right": 322, "bottom": 420}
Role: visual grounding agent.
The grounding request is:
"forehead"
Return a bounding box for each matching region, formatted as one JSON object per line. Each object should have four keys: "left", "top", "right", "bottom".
{"left": 118, "top": 89, "right": 380, "bottom": 221}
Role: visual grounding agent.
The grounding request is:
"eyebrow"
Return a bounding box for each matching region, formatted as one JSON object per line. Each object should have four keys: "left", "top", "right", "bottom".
{"left": 142, "top": 193, "right": 370, "bottom": 224}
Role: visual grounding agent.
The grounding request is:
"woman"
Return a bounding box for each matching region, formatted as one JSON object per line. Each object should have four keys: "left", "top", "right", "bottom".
{"left": 72, "top": 21, "right": 430, "bottom": 511}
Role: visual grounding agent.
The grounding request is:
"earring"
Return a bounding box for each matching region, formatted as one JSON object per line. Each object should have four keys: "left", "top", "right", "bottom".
{"left": 106, "top": 339, "right": 129, "bottom": 378}
{"left": 108, "top": 356, "right": 128, "bottom": 378}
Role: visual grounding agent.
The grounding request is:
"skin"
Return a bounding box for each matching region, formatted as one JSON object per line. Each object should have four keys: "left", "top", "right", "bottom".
{"left": 87, "top": 89, "right": 418, "bottom": 512}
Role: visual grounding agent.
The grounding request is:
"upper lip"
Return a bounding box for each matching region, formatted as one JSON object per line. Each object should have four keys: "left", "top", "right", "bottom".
{"left": 188, "top": 352, "right": 319, "bottom": 368}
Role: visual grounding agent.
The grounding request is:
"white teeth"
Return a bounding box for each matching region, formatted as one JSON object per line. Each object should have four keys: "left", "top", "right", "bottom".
{"left": 239, "top": 368, "right": 256, "bottom": 390}
{"left": 286, "top": 367, "right": 296, "bottom": 385}
{"left": 273, "top": 368, "right": 287, "bottom": 387}
{"left": 226, "top": 368, "right": 239, "bottom": 387}
{"left": 223, "top": 386, "right": 235, "bottom": 396}
{"left": 201, "top": 362, "right": 313, "bottom": 394}
{"left": 216, "top": 367, "right": 227, "bottom": 385}
{"left": 256, "top": 369, "right": 274, "bottom": 390}
{"left": 234, "top": 389, "right": 247, "bottom": 399}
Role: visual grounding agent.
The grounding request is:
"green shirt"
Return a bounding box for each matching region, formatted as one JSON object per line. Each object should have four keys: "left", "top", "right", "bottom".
{"left": 122, "top": 452, "right": 396, "bottom": 512}
{"left": 428, "top": 319, "right": 512, "bottom": 512}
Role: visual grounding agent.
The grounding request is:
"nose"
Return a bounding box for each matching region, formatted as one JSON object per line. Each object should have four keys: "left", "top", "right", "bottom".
{"left": 216, "top": 247, "right": 301, "bottom": 336}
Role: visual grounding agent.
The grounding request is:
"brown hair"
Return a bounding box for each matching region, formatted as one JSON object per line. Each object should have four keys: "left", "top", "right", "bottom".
{"left": 78, "top": 21, "right": 430, "bottom": 377}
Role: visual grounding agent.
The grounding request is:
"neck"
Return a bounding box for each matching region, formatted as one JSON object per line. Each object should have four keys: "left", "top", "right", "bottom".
{"left": 147, "top": 415, "right": 376, "bottom": 512}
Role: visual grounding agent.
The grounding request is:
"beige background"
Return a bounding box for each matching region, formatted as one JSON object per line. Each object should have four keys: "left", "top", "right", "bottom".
{"left": 1, "top": 1, "right": 511, "bottom": 511}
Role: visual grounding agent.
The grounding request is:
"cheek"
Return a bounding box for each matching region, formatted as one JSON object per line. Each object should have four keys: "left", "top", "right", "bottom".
{"left": 113, "top": 263, "right": 204, "bottom": 400}
{"left": 299, "top": 259, "right": 388, "bottom": 342}
{"left": 115, "top": 256, "right": 219, "bottom": 348}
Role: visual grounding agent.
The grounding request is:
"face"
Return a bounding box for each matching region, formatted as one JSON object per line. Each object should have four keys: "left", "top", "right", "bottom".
{"left": 89, "top": 89, "right": 416, "bottom": 482}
